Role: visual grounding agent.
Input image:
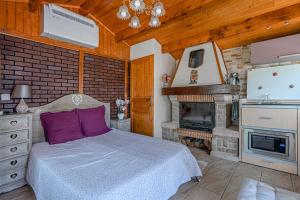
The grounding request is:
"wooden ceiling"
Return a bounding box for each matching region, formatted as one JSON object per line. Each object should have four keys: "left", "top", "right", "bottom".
{"left": 29, "top": 0, "right": 300, "bottom": 59}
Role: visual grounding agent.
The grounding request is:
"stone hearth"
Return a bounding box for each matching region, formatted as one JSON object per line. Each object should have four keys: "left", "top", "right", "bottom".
{"left": 162, "top": 94, "right": 239, "bottom": 161}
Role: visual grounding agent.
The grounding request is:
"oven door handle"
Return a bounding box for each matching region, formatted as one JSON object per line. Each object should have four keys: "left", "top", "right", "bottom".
{"left": 261, "top": 159, "right": 273, "bottom": 164}
{"left": 258, "top": 116, "right": 272, "bottom": 120}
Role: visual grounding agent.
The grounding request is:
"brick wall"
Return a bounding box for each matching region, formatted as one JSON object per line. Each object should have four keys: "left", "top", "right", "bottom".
{"left": 83, "top": 54, "right": 125, "bottom": 119}
{"left": 0, "top": 34, "right": 79, "bottom": 112}
{"left": 0, "top": 34, "right": 127, "bottom": 117}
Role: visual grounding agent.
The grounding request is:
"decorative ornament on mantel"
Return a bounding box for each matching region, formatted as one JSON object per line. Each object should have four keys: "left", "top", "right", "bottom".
{"left": 117, "top": 0, "right": 166, "bottom": 29}
{"left": 161, "top": 73, "right": 171, "bottom": 88}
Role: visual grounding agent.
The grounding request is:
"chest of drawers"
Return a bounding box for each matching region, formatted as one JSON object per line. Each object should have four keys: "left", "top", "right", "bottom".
{"left": 0, "top": 113, "right": 32, "bottom": 193}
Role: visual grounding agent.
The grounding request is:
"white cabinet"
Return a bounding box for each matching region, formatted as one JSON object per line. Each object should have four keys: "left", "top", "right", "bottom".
{"left": 0, "top": 114, "right": 32, "bottom": 193}
{"left": 241, "top": 105, "right": 297, "bottom": 130}
{"left": 240, "top": 104, "right": 298, "bottom": 174}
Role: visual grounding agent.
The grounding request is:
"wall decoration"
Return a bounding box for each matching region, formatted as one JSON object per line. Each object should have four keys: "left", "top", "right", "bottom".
{"left": 189, "top": 70, "right": 198, "bottom": 84}
{"left": 189, "top": 49, "right": 204, "bottom": 68}
{"left": 72, "top": 94, "right": 83, "bottom": 105}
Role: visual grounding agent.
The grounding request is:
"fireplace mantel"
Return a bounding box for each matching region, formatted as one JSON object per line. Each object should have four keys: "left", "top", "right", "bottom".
{"left": 162, "top": 84, "right": 239, "bottom": 95}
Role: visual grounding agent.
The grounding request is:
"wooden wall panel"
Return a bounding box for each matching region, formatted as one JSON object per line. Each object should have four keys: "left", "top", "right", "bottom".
{"left": 0, "top": 1, "right": 129, "bottom": 60}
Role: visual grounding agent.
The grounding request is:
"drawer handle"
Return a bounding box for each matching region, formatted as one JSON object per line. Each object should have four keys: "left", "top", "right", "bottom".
{"left": 10, "top": 147, "right": 18, "bottom": 152}
{"left": 10, "top": 173, "right": 18, "bottom": 179}
{"left": 10, "top": 121, "right": 18, "bottom": 126}
{"left": 10, "top": 134, "right": 18, "bottom": 139}
{"left": 259, "top": 117, "right": 272, "bottom": 120}
{"left": 10, "top": 160, "right": 18, "bottom": 166}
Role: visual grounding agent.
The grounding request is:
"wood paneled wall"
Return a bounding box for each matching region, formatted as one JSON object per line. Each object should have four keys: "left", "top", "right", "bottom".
{"left": 0, "top": 1, "right": 130, "bottom": 60}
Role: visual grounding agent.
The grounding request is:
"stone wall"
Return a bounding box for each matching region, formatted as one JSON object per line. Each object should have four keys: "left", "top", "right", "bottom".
{"left": 212, "top": 136, "right": 239, "bottom": 157}
{"left": 222, "top": 46, "right": 300, "bottom": 98}
{"left": 222, "top": 46, "right": 252, "bottom": 98}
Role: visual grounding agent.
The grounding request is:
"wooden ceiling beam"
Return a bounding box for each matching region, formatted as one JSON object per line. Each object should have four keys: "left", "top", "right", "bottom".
{"left": 170, "top": 49, "right": 184, "bottom": 60}
{"left": 64, "top": 0, "right": 87, "bottom": 6}
{"left": 122, "top": 0, "right": 300, "bottom": 46}
{"left": 163, "top": 3, "right": 300, "bottom": 53}
{"left": 217, "top": 12, "right": 300, "bottom": 49}
{"left": 29, "top": 0, "right": 78, "bottom": 12}
{"left": 28, "top": 0, "right": 40, "bottom": 12}
{"left": 79, "top": 0, "right": 113, "bottom": 16}
{"left": 166, "top": 3, "right": 300, "bottom": 58}
{"left": 91, "top": 1, "right": 120, "bottom": 18}
{"left": 115, "top": 0, "right": 215, "bottom": 42}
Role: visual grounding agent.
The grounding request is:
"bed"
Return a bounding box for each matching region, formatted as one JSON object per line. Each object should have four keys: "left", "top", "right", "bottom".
{"left": 26, "top": 94, "right": 202, "bottom": 200}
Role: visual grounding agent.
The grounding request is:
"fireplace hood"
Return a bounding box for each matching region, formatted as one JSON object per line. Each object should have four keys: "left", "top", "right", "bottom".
{"left": 171, "top": 42, "right": 227, "bottom": 87}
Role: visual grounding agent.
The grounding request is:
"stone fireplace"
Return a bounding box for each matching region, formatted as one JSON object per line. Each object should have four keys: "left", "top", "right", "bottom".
{"left": 162, "top": 92, "right": 239, "bottom": 161}
{"left": 161, "top": 41, "right": 240, "bottom": 161}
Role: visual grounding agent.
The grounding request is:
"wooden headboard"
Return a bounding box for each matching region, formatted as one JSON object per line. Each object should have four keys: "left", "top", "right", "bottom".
{"left": 29, "top": 94, "right": 110, "bottom": 143}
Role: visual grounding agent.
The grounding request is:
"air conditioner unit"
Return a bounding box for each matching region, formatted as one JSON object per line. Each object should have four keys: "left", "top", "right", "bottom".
{"left": 41, "top": 4, "right": 99, "bottom": 48}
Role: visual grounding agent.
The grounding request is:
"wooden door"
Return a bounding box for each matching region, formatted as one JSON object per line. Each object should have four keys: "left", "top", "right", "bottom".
{"left": 130, "top": 55, "right": 154, "bottom": 137}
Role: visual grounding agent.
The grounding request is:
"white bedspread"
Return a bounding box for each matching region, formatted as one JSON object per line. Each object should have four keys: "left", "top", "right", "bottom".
{"left": 27, "top": 129, "right": 201, "bottom": 200}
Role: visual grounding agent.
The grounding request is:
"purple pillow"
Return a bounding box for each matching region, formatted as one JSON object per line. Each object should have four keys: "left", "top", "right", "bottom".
{"left": 77, "top": 106, "right": 111, "bottom": 137}
{"left": 40, "top": 110, "right": 84, "bottom": 145}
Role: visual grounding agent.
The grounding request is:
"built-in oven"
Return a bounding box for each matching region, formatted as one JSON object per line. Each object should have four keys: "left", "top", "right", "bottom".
{"left": 243, "top": 128, "right": 296, "bottom": 161}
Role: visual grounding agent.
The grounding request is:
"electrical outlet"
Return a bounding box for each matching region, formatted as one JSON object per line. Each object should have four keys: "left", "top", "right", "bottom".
{"left": 1, "top": 94, "right": 10, "bottom": 101}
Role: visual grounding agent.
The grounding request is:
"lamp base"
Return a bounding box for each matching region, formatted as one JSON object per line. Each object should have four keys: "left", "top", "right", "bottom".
{"left": 16, "top": 98, "right": 29, "bottom": 113}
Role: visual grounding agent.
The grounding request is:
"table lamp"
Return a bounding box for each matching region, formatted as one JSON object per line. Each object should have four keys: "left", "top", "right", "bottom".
{"left": 12, "top": 85, "right": 32, "bottom": 113}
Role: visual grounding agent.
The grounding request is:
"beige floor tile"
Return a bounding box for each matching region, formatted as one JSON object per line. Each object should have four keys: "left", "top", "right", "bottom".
{"left": 199, "top": 167, "right": 232, "bottom": 195}
{"left": 185, "top": 186, "right": 221, "bottom": 200}
{"left": 234, "top": 162, "right": 262, "bottom": 179}
{"left": 261, "top": 168, "right": 293, "bottom": 191}
{"left": 188, "top": 148, "right": 216, "bottom": 162}
{"left": 209, "top": 158, "right": 238, "bottom": 173}
{"left": 221, "top": 183, "right": 241, "bottom": 200}
{"left": 170, "top": 181, "right": 198, "bottom": 200}
{"left": 229, "top": 174, "right": 259, "bottom": 187}
{"left": 228, "top": 162, "right": 262, "bottom": 186}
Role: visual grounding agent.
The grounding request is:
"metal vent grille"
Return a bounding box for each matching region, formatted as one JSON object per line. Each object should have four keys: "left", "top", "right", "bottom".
{"left": 52, "top": 9, "right": 94, "bottom": 28}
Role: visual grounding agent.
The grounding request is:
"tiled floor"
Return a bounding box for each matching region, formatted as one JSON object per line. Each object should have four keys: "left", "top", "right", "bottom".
{"left": 1, "top": 147, "right": 300, "bottom": 200}
{"left": 171, "top": 147, "right": 300, "bottom": 200}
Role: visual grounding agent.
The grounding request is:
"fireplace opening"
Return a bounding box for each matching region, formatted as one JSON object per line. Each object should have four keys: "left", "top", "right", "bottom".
{"left": 180, "top": 102, "right": 215, "bottom": 132}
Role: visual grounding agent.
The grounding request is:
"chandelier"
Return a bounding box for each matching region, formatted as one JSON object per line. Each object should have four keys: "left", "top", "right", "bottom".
{"left": 117, "top": 0, "right": 166, "bottom": 29}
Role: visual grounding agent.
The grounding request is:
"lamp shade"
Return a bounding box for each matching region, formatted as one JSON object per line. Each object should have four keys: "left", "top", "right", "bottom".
{"left": 12, "top": 85, "right": 32, "bottom": 98}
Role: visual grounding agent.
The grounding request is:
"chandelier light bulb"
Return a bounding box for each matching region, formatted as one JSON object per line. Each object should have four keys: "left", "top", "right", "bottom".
{"left": 130, "top": 0, "right": 145, "bottom": 11}
{"left": 156, "top": 8, "right": 162, "bottom": 15}
{"left": 152, "top": 2, "right": 165, "bottom": 17}
{"left": 149, "top": 16, "right": 161, "bottom": 27}
{"left": 134, "top": 0, "right": 140, "bottom": 7}
{"left": 121, "top": 11, "right": 126, "bottom": 17}
{"left": 129, "top": 16, "right": 141, "bottom": 28}
{"left": 117, "top": 5, "right": 131, "bottom": 20}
